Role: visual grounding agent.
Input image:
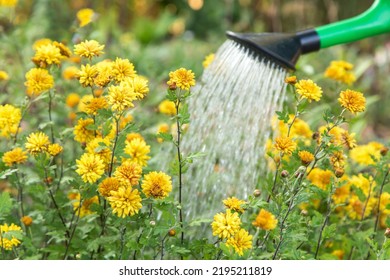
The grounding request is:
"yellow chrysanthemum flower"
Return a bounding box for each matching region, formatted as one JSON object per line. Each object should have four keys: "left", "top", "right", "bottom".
{"left": 350, "top": 142, "right": 384, "bottom": 166}
{"left": 85, "top": 137, "right": 112, "bottom": 165}
{"left": 223, "top": 197, "right": 246, "bottom": 213}
{"left": 158, "top": 100, "right": 176, "bottom": 116}
{"left": 74, "top": 40, "right": 104, "bottom": 59}
{"left": 349, "top": 173, "right": 374, "bottom": 197}
{"left": 338, "top": 89, "right": 366, "bottom": 114}
{"left": 66, "top": 93, "right": 81, "bottom": 108}
{"left": 284, "top": 75, "right": 297, "bottom": 85}
{"left": 202, "top": 53, "right": 215, "bottom": 68}
{"left": 307, "top": 168, "right": 333, "bottom": 190}
{"left": 341, "top": 130, "right": 357, "bottom": 150}
{"left": 53, "top": 41, "right": 72, "bottom": 58}
{"left": 298, "top": 150, "right": 314, "bottom": 166}
{"left": 20, "top": 216, "right": 33, "bottom": 227}
{"left": 98, "top": 177, "right": 121, "bottom": 197}
{"left": 77, "top": 64, "right": 98, "bottom": 87}
{"left": 0, "top": 223, "right": 22, "bottom": 251}
{"left": 94, "top": 59, "right": 113, "bottom": 87}
{"left": 124, "top": 75, "right": 149, "bottom": 99}
{"left": 48, "top": 143, "right": 63, "bottom": 156}
{"left": 332, "top": 179, "right": 351, "bottom": 205}
{"left": 32, "top": 44, "right": 62, "bottom": 68}
{"left": 124, "top": 138, "right": 151, "bottom": 167}
{"left": 274, "top": 136, "right": 297, "bottom": 155}
{"left": 157, "top": 123, "right": 170, "bottom": 143}
{"left": 32, "top": 38, "right": 51, "bottom": 50}
{"left": 2, "top": 147, "right": 27, "bottom": 167}
{"left": 295, "top": 79, "right": 322, "bottom": 102}
{"left": 77, "top": 8, "right": 95, "bottom": 27}
{"left": 226, "top": 228, "right": 253, "bottom": 256}
{"left": 83, "top": 97, "right": 108, "bottom": 115}
{"left": 211, "top": 209, "right": 241, "bottom": 239}
{"left": 68, "top": 192, "right": 99, "bottom": 217}
{"left": 24, "top": 68, "right": 54, "bottom": 97}
{"left": 0, "top": 0, "right": 18, "bottom": 7}
{"left": 345, "top": 194, "right": 376, "bottom": 220}
{"left": 73, "top": 118, "right": 96, "bottom": 143}
{"left": 252, "top": 209, "right": 278, "bottom": 230}
{"left": 0, "top": 104, "right": 21, "bottom": 137}
{"left": 0, "top": 70, "right": 10, "bottom": 81}
{"left": 75, "top": 153, "right": 105, "bottom": 183}
{"left": 107, "top": 83, "right": 137, "bottom": 112}
{"left": 332, "top": 249, "right": 344, "bottom": 260}
{"left": 112, "top": 58, "right": 137, "bottom": 83}
{"left": 107, "top": 186, "right": 142, "bottom": 218}
{"left": 167, "top": 68, "right": 195, "bottom": 91}
{"left": 114, "top": 161, "right": 142, "bottom": 187}
{"left": 379, "top": 192, "right": 390, "bottom": 215}
{"left": 62, "top": 66, "right": 79, "bottom": 80}
{"left": 325, "top": 60, "right": 356, "bottom": 85}
{"left": 328, "top": 151, "right": 344, "bottom": 169}
{"left": 126, "top": 132, "right": 144, "bottom": 143}
{"left": 119, "top": 114, "right": 133, "bottom": 131}
{"left": 141, "top": 171, "right": 172, "bottom": 199}
{"left": 25, "top": 131, "right": 50, "bottom": 155}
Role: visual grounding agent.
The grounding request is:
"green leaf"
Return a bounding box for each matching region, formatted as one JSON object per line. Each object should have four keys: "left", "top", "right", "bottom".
{"left": 322, "top": 224, "right": 337, "bottom": 239}
{"left": 85, "top": 123, "right": 99, "bottom": 130}
{"left": 0, "top": 192, "right": 13, "bottom": 219}
{"left": 157, "top": 132, "right": 173, "bottom": 142}
{"left": 166, "top": 90, "right": 177, "bottom": 102}
{"left": 38, "top": 121, "right": 54, "bottom": 130}
{"left": 0, "top": 169, "right": 18, "bottom": 179}
{"left": 276, "top": 110, "right": 289, "bottom": 123}
{"left": 178, "top": 103, "right": 190, "bottom": 124}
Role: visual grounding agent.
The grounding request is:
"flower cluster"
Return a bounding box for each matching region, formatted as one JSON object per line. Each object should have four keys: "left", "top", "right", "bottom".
{"left": 211, "top": 200, "right": 253, "bottom": 256}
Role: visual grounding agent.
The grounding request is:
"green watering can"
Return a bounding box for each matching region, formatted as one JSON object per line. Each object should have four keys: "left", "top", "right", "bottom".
{"left": 227, "top": 0, "right": 390, "bottom": 70}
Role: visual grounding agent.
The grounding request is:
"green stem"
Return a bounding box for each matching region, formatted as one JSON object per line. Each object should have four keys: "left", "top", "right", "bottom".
{"left": 272, "top": 169, "right": 306, "bottom": 259}
{"left": 119, "top": 224, "right": 127, "bottom": 260}
{"left": 48, "top": 90, "right": 55, "bottom": 143}
{"left": 374, "top": 170, "right": 389, "bottom": 233}
{"left": 175, "top": 100, "right": 184, "bottom": 247}
{"left": 63, "top": 198, "right": 82, "bottom": 260}
{"left": 314, "top": 180, "right": 337, "bottom": 259}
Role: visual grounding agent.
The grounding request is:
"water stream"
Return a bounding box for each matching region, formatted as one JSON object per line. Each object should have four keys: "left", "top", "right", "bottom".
{"left": 182, "top": 40, "right": 288, "bottom": 221}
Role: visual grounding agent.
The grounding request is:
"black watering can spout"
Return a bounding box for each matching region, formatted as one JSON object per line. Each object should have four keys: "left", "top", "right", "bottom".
{"left": 227, "top": 0, "right": 390, "bottom": 70}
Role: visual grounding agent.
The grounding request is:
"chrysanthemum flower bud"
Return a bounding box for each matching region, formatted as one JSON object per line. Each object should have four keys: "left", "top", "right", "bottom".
{"left": 284, "top": 76, "right": 297, "bottom": 85}
{"left": 169, "top": 82, "right": 177, "bottom": 91}
{"left": 253, "top": 189, "right": 261, "bottom": 197}
{"left": 149, "top": 220, "right": 156, "bottom": 226}
{"left": 44, "top": 177, "right": 53, "bottom": 184}
{"left": 380, "top": 147, "right": 389, "bottom": 156}
{"left": 21, "top": 216, "right": 33, "bottom": 227}
{"left": 300, "top": 209, "right": 308, "bottom": 216}
{"left": 281, "top": 170, "right": 289, "bottom": 178}
{"left": 168, "top": 229, "right": 176, "bottom": 236}
{"left": 334, "top": 167, "right": 345, "bottom": 178}
{"left": 385, "top": 228, "right": 390, "bottom": 238}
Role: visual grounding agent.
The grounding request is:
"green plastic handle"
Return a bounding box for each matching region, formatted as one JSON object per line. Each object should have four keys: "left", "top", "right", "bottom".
{"left": 316, "top": 0, "right": 390, "bottom": 49}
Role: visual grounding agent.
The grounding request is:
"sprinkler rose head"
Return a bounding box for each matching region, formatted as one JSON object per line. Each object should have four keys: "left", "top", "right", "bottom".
{"left": 226, "top": 30, "right": 319, "bottom": 70}
{"left": 227, "top": 0, "right": 390, "bottom": 70}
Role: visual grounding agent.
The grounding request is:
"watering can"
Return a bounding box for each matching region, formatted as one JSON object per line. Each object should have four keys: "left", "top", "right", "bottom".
{"left": 227, "top": 0, "right": 390, "bottom": 70}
